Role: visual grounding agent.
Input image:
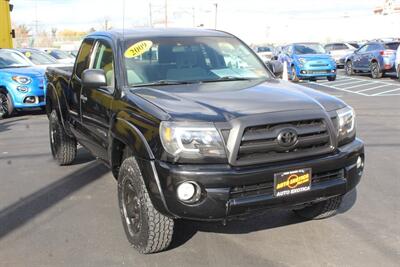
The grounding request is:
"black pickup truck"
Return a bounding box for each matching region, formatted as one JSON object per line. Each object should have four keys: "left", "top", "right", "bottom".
{"left": 45, "top": 28, "right": 364, "bottom": 254}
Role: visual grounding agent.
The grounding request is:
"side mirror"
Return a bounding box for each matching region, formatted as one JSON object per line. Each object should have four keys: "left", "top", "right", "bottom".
{"left": 82, "top": 69, "right": 107, "bottom": 88}
{"left": 267, "top": 60, "right": 283, "bottom": 78}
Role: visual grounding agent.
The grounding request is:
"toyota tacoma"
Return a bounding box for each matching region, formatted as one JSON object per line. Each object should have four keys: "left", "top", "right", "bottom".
{"left": 45, "top": 28, "right": 364, "bottom": 254}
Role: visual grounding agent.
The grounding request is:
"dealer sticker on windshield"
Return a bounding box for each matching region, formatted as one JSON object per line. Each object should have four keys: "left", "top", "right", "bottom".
{"left": 274, "top": 168, "right": 311, "bottom": 197}
{"left": 124, "top": 40, "right": 153, "bottom": 58}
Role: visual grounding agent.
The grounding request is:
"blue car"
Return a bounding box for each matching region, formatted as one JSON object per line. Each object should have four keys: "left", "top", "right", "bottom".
{"left": 0, "top": 49, "right": 46, "bottom": 119}
{"left": 279, "top": 43, "right": 337, "bottom": 82}
{"left": 344, "top": 41, "right": 400, "bottom": 79}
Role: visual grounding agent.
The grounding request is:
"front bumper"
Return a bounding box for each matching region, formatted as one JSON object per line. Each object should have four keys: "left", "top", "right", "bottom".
{"left": 9, "top": 82, "right": 46, "bottom": 108}
{"left": 150, "top": 138, "right": 364, "bottom": 221}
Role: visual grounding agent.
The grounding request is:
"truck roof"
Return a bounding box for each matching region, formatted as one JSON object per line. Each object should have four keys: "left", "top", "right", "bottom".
{"left": 88, "top": 28, "right": 232, "bottom": 41}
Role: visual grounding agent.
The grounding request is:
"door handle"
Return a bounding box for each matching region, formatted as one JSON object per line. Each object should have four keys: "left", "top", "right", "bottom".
{"left": 81, "top": 95, "right": 88, "bottom": 102}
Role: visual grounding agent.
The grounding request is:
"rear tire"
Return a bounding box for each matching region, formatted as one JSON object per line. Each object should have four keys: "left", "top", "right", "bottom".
{"left": 293, "top": 196, "right": 342, "bottom": 220}
{"left": 118, "top": 157, "right": 174, "bottom": 254}
{"left": 345, "top": 61, "right": 354, "bottom": 76}
{"left": 327, "top": 75, "right": 336, "bottom": 81}
{"left": 0, "top": 92, "right": 14, "bottom": 119}
{"left": 49, "top": 110, "right": 77, "bottom": 165}
{"left": 370, "top": 61, "right": 382, "bottom": 79}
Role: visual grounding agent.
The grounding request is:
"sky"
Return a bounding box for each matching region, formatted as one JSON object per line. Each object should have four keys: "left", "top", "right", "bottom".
{"left": 10, "top": 0, "right": 400, "bottom": 44}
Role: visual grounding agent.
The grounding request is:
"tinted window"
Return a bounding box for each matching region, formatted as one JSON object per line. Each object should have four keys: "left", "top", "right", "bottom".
{"left": 23, "top": 50, "right": 57, "bottom": 65}
{"left": 92, "top": 41, "right": 114, "bottom": 88}
{"left": 293, "top": 43, "right": 325, "bottom": 54}
{"left": 335, "top": 43, "right": 348, "bottom": 50}
{"left": 357, "top": 45, "right": 368, "bottom": 53}
{"left": 324, "top": 44, "right": 333, "bottom": 52}
{"left": 349, "top": 42, "right": 359, "bottom": 49}
{"left": 385, "top": 42, "right": 400, "bottom": 50}
{"left": 366, "top": 44, "right": 381, "bottom": 51}
{"left": 75, "top": 39, "right": 94, "bottom": 78}
{"left": 257, "top": 47, "right": 271, "bottom": 52}
{"left": 0, "top": 52, "right": 31, "bottom": 68}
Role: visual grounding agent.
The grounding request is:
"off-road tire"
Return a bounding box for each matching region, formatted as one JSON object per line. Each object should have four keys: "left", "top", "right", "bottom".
{"left": 293, "top": 196, "right": 342, "bottom": 220}
{"left": 370, "top": 61, "right": 382, "bottom": 79}
{"left": 118, "top": 157, "right": 174, "bottom": 254}
{"left": 345, "top": 60, "right": 354, "bottom": 76}
{"left": 327, "top": 75, "right": 337, "bottom": 81}
{"left": 0, "top": 92, "right": 14, "bottom": 119}
{"left": 49, "top": 110, "right": 77, "bottom": 165}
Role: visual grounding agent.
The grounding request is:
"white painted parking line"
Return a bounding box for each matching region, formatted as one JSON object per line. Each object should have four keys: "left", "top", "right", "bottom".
{"left": 372, "top": 88, "right": 400, "bottom": 96}
{"left": 334, "top": 80, "right": 371, "bottom": 88}
{"left": 340, "top": 81, "right": 373, "bottom": 90}
{"left": 308, "top": 75, "right": 400, "bottom": 97}
{"left": 355, "top": 84, "right": 394, "bottom": 93}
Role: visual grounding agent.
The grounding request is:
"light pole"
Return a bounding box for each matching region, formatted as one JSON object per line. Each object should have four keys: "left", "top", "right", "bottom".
{"left": 214, "top": 3, "right": 218, "bottom": 29}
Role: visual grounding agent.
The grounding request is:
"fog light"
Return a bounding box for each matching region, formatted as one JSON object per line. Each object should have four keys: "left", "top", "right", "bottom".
{"left": 24, "top": 96, "right": 36, "bottom": 104}
{"left": 331, "top": 69, "right": 336, "bottom": 73}
{"left": 177, "top": 181, "right": 201, "bottom": 203}
{"left": 356, "top": 156, "right": 363, "bottom": 169}
{"left": 300, "top": 70, "right": 307, "bottom": 74}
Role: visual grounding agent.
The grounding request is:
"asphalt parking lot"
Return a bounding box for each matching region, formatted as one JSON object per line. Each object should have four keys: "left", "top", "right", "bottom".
{"left": 0, "top": 72, "right": 399, "bottom": 267}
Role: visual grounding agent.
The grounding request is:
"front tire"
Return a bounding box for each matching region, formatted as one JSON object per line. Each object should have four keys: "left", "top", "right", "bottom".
{"left": 49, "top": 110, "right": 77, "bottom": 165}
{"left": 327, "top": 75, "right": 336, "bottom": 81}
{"left": 293, "top": 196, "right": 342, "bottom": 220}
{"left": 118, "top": 157, "right": 174, "bottom": 254}
{"left": 0, "top": 92, "right": 14, "bottom": 119}
{"left": 291, "top": 66, "right": 300, "bottom": 82}
{"left": 345, "top": 61, "right": 354, "bottom": 76}
{"left": 370, "top": 61, "right": 382, "bottom": 79}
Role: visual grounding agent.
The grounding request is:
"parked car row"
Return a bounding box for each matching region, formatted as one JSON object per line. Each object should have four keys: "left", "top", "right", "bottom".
{"left": 0, "top": 47, "right": 74, "bottom": 119}
{"left": 257, "top": 39, "right": 400, "bottom": 81}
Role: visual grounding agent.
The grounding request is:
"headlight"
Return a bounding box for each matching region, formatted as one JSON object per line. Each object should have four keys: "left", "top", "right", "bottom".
{"left": 298, "top": 58, "right": 306, "bottom": 64}
{"left": 12, "top": 76, "right": 32, "bottom": 85}
{"left": 160, "top": 121, "right": 227, "bottom": 162}
{"left": 336, "top": 106, "right": 356, "bottom": 146}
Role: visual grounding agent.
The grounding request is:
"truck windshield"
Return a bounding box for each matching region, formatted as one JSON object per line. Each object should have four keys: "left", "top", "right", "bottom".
{"left": 123, "top": 36, "right": 270, "bottom": 86}
{"left": 293, "top": 44, "right": 326, "bottom": 55}
{"left": 0, "top": 52, "right": 32, "bottom": 69}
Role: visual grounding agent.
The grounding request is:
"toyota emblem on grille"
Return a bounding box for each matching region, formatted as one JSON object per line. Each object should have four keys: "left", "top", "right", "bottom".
{"left": 277, "top": 129, "right": 298, "bottom": 147}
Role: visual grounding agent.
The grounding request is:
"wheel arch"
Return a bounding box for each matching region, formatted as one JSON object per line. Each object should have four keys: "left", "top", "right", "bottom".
{"left": 109, "top": 118, "right": 173, "bottom": 217}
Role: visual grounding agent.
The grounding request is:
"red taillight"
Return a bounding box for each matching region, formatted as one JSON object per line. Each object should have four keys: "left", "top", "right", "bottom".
{"left": 380, "top": 50, "right": 395, "bottom": 56}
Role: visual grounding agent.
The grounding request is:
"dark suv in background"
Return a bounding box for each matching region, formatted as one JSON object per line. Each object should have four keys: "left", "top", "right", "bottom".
{"left": 344, "top": 41, "right": 400, "bottom": 78}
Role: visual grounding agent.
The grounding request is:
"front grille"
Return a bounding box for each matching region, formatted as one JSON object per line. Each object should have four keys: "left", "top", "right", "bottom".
{"left": 307, "top": 70, "right": 330, "bottom": 74}
{"left": 229, "top": 169, "right": 344, "bottom": 199}
{"left": 237, "top": 119, "right": 332, "bottom": 163}
{"left": 310, "top": 64, "right": 329, "bottom": 67}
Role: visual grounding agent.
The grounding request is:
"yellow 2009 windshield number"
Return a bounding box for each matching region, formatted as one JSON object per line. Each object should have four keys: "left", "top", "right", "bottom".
{"left": 124, "top": 40, "right": 153, "bottom": 58}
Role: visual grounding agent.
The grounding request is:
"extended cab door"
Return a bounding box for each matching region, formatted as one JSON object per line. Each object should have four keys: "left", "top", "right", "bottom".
{"left": 79, "top": 38, "right": 116, "bottom": 161}
{"left": 69, "top": 38, "right": 94, "bottom": 124}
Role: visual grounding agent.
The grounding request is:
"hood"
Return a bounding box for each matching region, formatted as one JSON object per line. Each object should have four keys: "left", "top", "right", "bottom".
{"left": 130, "top": 79, "right": 346, "bottom": 122}
{"left": 0, "top": 66, "right": 45, "bottom": 77}
{"left": 294, "top": 54, "right": 332, "bottom": 60}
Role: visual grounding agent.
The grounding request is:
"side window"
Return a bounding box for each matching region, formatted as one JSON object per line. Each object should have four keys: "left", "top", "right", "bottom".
{"left": 358, "top": 45, "right": 368, "bottom": 53}
{"left": 336, "top": 44, "right": 348, "bottom": 50}
{"left": 367, "top": 44, "right": 379, "bottom": 52}
{"left": 287, "top": 46, "right": 293, "bottom": 55}
{"left": 92, "top": 41, "right": 115, "bottom": 89}
{"left": 324, "top": 44, "right": 333, "bottom": 52}
{"left": 75, "top": 39, "right": 94, "bottom": 79}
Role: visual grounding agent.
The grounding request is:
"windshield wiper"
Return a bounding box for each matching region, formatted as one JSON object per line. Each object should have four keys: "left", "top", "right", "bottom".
{"left": 200, "top": 76, "right": 258, "bottom": 83}
{"left": 132, "top": 80, "right": 198, "bottom": 87}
